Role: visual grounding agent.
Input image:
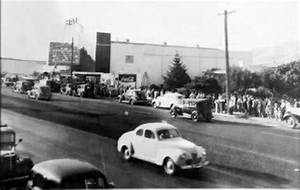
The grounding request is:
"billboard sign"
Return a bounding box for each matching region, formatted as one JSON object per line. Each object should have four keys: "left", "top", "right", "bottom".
{"left": 48, "top": 42, "right": 80, "bottom": 66}
{"left": 118, "top": 74, "right": 136, "bottom": 88}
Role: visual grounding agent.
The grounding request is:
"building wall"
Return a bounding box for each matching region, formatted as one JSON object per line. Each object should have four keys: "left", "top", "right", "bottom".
{"left": 110, "top": 41, "right": 252, "bottom": 86}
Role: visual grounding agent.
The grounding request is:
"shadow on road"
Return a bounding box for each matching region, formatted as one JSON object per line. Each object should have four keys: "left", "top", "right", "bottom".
{"left": 212, "top": 119, "right": 274, "bottom": 129}
{"left": 211, "top": 163, "right": 291, "bottom": 187}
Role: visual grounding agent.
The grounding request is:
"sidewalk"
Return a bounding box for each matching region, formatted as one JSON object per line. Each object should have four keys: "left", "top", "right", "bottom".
{"left": 213, "top": 112, "right": 288, "bottom": 128}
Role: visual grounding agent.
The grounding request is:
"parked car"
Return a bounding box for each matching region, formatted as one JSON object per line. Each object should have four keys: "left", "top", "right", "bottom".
{"left": 283, "top": 101, "right": 300, "bottom": 129}
{"left": 119, "top": 89, "right": 148, "bottom": 105}
{"left": 27, "top": 159, "right": 114, "bottom": 189}
{"left": 13, "top": 80, "right": 35, "bottom": 93}
{"left": 170, "top": 98, "right": 213, "bottom": 122}
{"left": 0, "top": 124, "right": 34, "bottom": 188}
{"left": 152, "top": 92, "right": 184, "bottom": 109}
{"left": 117, "top": 122, "right": 208, "bottom": 175}
{"left": 27, "top": 86, "right": 52, "bottom": 100}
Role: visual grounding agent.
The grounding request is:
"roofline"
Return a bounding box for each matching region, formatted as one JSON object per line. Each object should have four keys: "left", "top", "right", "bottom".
{"left": 111, "top": 41, "right": 223, "bottom": 51}
{"left": 0, "top": 57, "right": 46, "bottom": 63}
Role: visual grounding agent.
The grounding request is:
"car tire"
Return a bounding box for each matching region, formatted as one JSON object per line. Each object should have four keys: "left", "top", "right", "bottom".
{"left": 129, "top": 99, "right": 135, "bottom": 105}
{"left": 163, "top": 158, "right": 176, "bottom": 175}
{"left": 191, "top": 113, "right": 199, "bottom": 122}
{"left": 286, "top": 116, "right": 296, "bottom": 129}
{"left": 153, "top": 101, "right": 160, "bottom": 108}
{"left": 170, "top": 110, "right": 177, "bottom": 118}
{"left": 121, "top": 146, "right": 131, "bottom": 161}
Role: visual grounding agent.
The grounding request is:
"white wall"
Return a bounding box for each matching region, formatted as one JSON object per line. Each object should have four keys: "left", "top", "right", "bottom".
{"left": 110, "top": 42, "right": 252, "bottom": 87}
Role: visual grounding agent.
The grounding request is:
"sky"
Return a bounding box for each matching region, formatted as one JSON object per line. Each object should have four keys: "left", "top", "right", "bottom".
{"left": 1, "top": 0, "right": 299, "bottom": 61}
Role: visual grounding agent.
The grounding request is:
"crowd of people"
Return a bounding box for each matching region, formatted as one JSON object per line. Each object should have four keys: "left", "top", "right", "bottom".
{"left": 214, "top": 93, "right": 295, "bottom": 121}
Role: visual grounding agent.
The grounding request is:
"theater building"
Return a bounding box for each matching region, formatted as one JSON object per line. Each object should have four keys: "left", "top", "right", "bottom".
{"left": 95, "top": 32, "right": 253, "bottom": 87}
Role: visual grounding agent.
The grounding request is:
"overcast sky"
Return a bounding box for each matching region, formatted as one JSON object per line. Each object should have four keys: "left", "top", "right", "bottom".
{"left": 1, "top": 0, "right": 299, "bottom": 61}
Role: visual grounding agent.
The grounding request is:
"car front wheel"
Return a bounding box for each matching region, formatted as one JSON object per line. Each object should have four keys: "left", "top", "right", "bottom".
{"left": 191, "top": 113, "right": 199, "bottom": 122}
{"left": 170, "top": 110, "right": 177, "bottom": 118}
{"left": 153, "top": 101, "right": 160, "bottom": 108}
{"left": 122, "top": 146, "right": 131, "bottom": 160}
{"left": 163, "top": 158, "right": 176, "bottom": 175}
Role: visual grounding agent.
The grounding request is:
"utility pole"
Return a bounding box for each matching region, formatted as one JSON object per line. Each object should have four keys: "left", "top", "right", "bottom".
{"left": 65, "top": 18, "right": 78, "bottom": 84}
{"left": 219, "top": 10, "right": 235, "bottom": 114}
{"left": 70, "top": 37, "right": 74, "bottom": 83}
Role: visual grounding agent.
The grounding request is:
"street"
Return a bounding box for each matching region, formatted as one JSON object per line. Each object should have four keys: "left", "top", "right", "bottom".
{"left": 1, "top": 87, "right": 300, "bottom": 188}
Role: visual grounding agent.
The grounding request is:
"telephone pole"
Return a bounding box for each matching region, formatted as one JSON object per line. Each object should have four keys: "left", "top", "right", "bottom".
{"left": 219, "top": 10, "right": 235, "bottom": 114}
{"left": 65, "top": 18, "right": 78, "bottom": 83}
{"left": 70, "top": 37, "right": 74, "bottom": 83}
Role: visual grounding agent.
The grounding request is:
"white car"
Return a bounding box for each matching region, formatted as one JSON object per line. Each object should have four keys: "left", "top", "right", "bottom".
{"left": 117, "top": 122, "right": 208, "bottom": 175}
{"left": 152, "top": 93, "right": 184, "bottom": 109}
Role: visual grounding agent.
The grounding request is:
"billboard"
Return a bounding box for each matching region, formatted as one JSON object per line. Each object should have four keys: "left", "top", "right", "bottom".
{"left": 118, "top": 74, "right": 136, "bottom": 88}
{"left": 48, "top": 42, "right": 80, "bottom": 66}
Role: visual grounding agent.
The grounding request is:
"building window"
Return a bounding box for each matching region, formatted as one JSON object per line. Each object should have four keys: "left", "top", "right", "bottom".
{"left": 125, "top": 55, "right": 134, "bottom": 63}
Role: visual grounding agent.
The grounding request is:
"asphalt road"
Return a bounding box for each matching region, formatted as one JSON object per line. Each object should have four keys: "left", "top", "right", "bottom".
{"left": 1, "top": 87, "right": 300, "bottom": 188}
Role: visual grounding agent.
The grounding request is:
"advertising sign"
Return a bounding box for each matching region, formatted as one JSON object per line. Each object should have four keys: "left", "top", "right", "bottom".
{"left": 119, "top": 74, "right": 136, "bottom": 88}
{"left": 48, "top": 42, "right": 80, "bottom": 66}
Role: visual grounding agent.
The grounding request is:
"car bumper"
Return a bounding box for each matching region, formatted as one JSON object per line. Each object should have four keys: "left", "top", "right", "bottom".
{"left": 180, "top": 161, "right": 209, "bottom": 170}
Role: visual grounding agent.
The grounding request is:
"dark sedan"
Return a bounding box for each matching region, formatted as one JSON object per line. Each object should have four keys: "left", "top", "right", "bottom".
{"left": 27, "top": 159, "right": 114, "bottom": 189}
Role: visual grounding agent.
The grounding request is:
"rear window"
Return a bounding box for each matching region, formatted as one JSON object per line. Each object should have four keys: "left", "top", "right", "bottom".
{"left": 0, "top": 133, "right": 15, "bottom": 150}
{"left": 136, "top": 129, "right": 143, "bottom": 136}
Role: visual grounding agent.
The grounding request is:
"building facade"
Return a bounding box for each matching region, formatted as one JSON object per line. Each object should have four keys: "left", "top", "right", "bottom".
{"left": 95, "top": 32, "right": 253, "bottom": 87}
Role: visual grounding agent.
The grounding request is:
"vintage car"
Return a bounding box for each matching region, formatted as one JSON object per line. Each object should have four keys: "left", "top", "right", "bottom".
{"left": 13, "top": 80, "right": 35, "bottom": 93}
{"left": 170, "top": 98, "right": 213, "bottom": 122}
{"left": 27, "top": 85, "right": 52, "bottom": 101}
{"left": 119, "top": 89, "right": 148, "bottom": 105}
{"left": 0, "top": 124, "right": 34, "bottom": 188}
{"left": 117, "top": 122, "right": 208, "bottom": 175}
{"left": 283, "top": 101, "right": 300, "bottom": 129}
{"left": 152, "top": 92, "right": 184, "bottom": 109}
{"left": 27, "top": 159, "right": 114, "bottom": 189}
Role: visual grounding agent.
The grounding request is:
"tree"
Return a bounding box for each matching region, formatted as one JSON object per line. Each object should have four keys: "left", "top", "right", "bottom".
{"left": 163, "top": 53, "right": 191, "bottom": 90}
{"left": 187, "top": 76, "right": 221, "bottom": 95}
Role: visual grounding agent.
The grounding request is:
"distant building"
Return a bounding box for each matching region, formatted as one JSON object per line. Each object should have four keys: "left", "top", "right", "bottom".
{"left": 95, "top": 32, "right": 253, "bottom": 87}
{"left": 0, "top": 57, "right": 46, "bottom": 75}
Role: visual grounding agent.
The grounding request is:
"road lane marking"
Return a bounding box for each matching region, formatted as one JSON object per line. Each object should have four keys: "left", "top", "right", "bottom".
{"left": 261, "top": 131, "right": 300, "bottom": 141}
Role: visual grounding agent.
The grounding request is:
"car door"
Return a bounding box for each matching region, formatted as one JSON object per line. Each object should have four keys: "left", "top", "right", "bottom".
{"left": 142, "top": 129, "right": 158, "bottom": 163}
{"left": 160, "top": 94, "right": 169, "bottom": 107}
{"left": 131, "top": 128, "right": 147, "bottom": 160}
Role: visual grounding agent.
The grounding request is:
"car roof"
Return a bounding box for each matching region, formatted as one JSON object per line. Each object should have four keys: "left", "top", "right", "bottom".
{"left": 32, "top": 159, "right": 103, "bottom": 184}
{"left": 136, "top": 122, "right": 177, "bottom": 131}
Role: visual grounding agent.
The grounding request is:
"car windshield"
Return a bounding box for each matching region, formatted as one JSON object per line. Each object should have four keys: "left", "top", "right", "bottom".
{"left": 157, "top": 128, "right": 181, "bottom": 140}
{"left": 63, "top": 176, "right": 106, "bottom": 188}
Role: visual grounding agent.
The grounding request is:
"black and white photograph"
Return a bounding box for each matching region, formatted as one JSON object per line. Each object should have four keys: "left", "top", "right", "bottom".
{"left": 0, "top": 0, "right": 299, "bottom": 189}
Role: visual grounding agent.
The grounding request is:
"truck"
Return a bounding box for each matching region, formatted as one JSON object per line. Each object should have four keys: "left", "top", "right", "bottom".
{"left": 283, "top": 101, "right": 300, "bottom": 129}
{"left": 0, "top": 124, "right": 34, "bottom": 189}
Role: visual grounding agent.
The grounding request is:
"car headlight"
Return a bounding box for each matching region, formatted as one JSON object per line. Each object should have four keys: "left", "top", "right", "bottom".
{"left": 180, "top": 153, "right": 188, "bottom": 159}
{"left": 202, "top": 150, "right": 206, "bottom": 156}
